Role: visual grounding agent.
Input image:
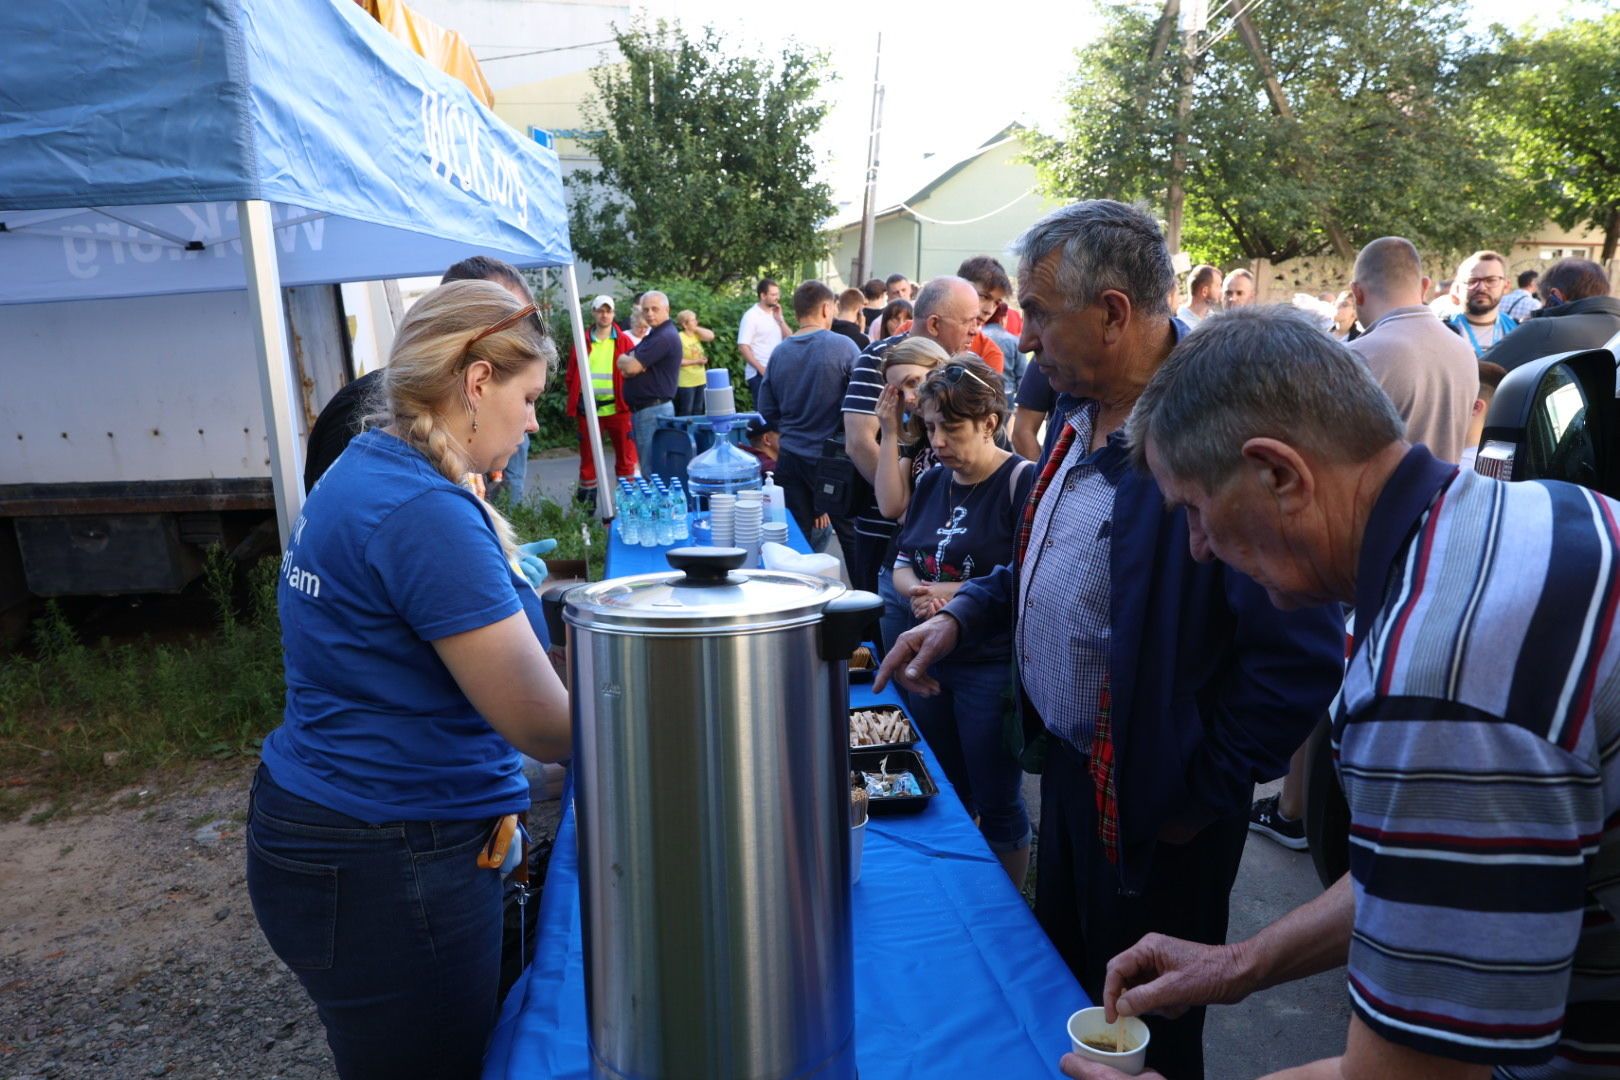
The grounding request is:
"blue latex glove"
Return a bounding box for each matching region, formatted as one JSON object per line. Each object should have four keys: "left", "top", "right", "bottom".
{"left": 517, "top": 539, "right": 558, "bottom": 589}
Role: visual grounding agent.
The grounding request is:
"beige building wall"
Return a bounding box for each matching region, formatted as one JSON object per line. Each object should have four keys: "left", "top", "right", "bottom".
{"left": 1247, "top": 221, "right": 1618, "bottom": 303}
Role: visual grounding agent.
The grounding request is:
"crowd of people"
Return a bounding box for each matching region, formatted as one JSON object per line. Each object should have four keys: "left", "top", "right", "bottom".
{"left": 262, "top": 199, "right": 1619, "bottom": 1079}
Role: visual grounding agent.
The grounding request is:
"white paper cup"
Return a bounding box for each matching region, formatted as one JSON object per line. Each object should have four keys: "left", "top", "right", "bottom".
{"left": 1067, "top": 1008, "right": 1149, "bottom": 1075}
{"left": 850, "top": 820, "right": 865, "bottom": 884}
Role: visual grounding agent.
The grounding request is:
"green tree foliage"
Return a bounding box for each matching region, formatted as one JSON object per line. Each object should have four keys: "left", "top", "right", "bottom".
{"left": 1032, "top": 0, "right": 1534, "bottom": 266}
{"left": 569, "top": 21, "right": 837, "bottom": 290}
{"left": 1490, "top": 13, "right": 1620, "bottom": 262}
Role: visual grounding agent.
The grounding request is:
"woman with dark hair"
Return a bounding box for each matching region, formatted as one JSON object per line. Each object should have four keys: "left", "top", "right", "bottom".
{"left": 878, "top": 298, "right": 913, "bottom": 340}
{"left": 890, "top": 354, "right": 1034, "bottom": 884}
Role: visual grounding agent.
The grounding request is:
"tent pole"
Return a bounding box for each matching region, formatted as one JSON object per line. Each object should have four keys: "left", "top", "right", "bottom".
{"left": 239, "top": 199, "right": 305, "bottom": 547}
{"left": 562, "top": 264, "right": 615, "bottom": 522}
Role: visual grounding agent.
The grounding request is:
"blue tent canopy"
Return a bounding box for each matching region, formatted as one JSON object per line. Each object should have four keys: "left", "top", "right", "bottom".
{"left": 0, "top": 0, "right": 573, "bottom": 302}
{"left": 0, "top": 0, "right": 612, "bottom": 538}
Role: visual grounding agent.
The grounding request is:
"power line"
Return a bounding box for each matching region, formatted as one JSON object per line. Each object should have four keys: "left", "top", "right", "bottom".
{"left": 1194, "top": 0, "right": 1270, "bottom": 56}
{"left": 897, "top": 188, "right": 1036, "bottom": 227}
{"left": 479, "top": 38, "right": 617, "bottom": 61}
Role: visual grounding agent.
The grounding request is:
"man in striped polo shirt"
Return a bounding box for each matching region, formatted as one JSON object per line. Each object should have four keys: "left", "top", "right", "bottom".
{"left": 1070, "top": 306, "right": 1618, "bottom": 1079}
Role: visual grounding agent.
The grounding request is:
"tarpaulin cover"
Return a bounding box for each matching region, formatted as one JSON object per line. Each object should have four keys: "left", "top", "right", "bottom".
{"left": 483, "top": 526, "right": 1088, "bottom": 1078}
{"left": 0, "top": 0, "right": 570, "bottom": 304}
{"left": 362, "top": 0, "right": 496, "bottom": 107}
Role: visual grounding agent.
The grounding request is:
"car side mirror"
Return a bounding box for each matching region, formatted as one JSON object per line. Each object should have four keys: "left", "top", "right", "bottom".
{"left": 1476, "top": 347, "right": 1619, "bottom": 498}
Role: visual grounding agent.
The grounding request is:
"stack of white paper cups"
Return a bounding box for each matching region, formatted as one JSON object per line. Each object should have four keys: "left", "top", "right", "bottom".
{"left": 708, "top": 493, "right": 735, "bottom": 548}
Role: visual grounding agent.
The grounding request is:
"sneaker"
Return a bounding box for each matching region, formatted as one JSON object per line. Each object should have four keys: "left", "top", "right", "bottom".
{"left": 1248, "top": 794, "right": 1308, "bottom": 850}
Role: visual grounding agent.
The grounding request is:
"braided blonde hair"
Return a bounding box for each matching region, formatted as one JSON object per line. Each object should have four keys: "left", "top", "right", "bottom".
{"left": 366, "top": 279, "right": 555, "bottom": 561}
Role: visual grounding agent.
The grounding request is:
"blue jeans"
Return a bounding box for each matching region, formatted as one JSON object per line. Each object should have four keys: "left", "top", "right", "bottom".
{"left": 245, "top": 765, "right": 505, "bottom": 1080}
{"left": 907, "top": 658, "right": 1031, "bottom": 853}
{"left": 876, "top": 564, "right": 911, "bottom": 661}
{"left": 674, "top": 385, "right": 705, "bottom": 416}
{"left": 630, "top": 400, "right": 675, "bottom": 476}
{"left": 498, "top": 433, "right": 529, "bottom": 504}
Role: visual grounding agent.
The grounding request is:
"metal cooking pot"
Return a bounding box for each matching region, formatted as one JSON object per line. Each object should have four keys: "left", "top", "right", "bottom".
{"left": 544, "top": 547, "right": 882, "bottom": 1080}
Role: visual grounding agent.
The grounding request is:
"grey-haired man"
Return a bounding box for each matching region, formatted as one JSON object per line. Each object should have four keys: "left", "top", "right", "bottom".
{"left": 878, "top": 202, "right": 1344, "bottom": 1078}
{"left": 1070, "top": 305, "right": 1620, "bottom": 1080}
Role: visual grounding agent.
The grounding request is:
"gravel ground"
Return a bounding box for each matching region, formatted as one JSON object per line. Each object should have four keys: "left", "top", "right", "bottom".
{"left": 0, "top": 761, "right": 560, "bottom": 1080}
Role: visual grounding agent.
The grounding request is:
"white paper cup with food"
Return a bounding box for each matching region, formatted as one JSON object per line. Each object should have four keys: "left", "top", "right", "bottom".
{"left": 850, "top": 819, "right": 866, "bottom": 884}
{"left": 1067, "top": 1007, "right": 1149, "bottom": 1075}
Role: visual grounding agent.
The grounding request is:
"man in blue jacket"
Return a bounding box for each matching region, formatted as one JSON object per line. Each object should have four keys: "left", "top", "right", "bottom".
{"left": 877, "top": 201, "right": 1345, "bottom": 1079}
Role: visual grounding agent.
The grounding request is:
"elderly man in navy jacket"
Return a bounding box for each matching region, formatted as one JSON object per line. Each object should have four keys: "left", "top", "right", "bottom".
{"left": 878, "top": 201, "right": 1344, "bottom": 1079}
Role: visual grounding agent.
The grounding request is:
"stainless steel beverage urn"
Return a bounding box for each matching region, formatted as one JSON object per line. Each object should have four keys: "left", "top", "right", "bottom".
{"left": 544, "top": 548, "right": 882, "bottom": 1080}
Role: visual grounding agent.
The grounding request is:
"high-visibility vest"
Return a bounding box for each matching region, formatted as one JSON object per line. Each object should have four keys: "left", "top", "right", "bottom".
{"left": 588, "top": 331, "right": 618, "bottom": 417}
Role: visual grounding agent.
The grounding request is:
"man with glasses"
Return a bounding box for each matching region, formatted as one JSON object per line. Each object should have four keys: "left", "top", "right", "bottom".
{"left": 842, "top": 276, "right": 984, "bottom": 592}
{"left": 1445, "top": 249, "right": 1519, "bottom": 357}
{"left": 878, "top": 203, "right": 1344, "bottom": 1077}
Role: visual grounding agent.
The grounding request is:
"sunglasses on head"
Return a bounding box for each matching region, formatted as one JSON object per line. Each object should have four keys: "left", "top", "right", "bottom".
{"left": 939, "top": 363, "right": 998, "bottom": 393}
{"left": 462, "top": 302, "right": 542, "bottom": 362}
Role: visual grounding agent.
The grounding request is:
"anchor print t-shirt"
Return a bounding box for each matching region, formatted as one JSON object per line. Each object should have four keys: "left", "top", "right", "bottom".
{"left": 893, "top": 455, "right": 1034, "bottom": 663}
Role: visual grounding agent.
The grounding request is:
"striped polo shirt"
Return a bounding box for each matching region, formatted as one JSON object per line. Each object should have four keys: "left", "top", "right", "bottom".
{"left": 1335, "top": 446, "right": 1620, "bottom": 1076}
{"left": 840, "top": 332, "right": 909, "bottom": 541}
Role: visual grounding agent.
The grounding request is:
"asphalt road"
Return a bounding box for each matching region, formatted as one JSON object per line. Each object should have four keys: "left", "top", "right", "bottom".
{"left": 531, "top": 450, "right": 1351, "bottom": 1078}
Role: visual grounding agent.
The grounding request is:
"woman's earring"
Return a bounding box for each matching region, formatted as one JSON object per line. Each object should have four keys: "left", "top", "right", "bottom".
{"left": 471, "top": 410, "right": 479, "bottom": 438}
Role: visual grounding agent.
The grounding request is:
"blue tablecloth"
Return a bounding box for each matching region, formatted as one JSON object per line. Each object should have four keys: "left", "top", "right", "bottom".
{"left": 483, "top": 515, "right": 1087, "bottom": 1078}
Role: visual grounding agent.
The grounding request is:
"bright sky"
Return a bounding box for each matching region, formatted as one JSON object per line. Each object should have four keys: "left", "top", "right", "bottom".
{"left": 657, "top": 0, "right": 1612, "bottom": 217}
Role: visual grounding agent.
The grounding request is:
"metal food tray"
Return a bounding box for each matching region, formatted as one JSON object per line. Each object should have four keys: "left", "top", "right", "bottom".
{"left": 850, "top": 749, "right": 937, "bottom": 815}
{"left": 848, "top": 705, "right": 917, "bottom": 750}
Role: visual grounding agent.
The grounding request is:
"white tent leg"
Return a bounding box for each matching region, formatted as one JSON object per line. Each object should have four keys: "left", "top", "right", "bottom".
{"left": 563, "top": 264, "right": 614, "bottom": 522}
{"left": 239, "top": 199, "right": 305, "bottom": 548}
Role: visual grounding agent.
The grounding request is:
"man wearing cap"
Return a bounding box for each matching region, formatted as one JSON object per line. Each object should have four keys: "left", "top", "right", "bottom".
{"left": 566, "top": 295, "right": 638, "bottom": 509}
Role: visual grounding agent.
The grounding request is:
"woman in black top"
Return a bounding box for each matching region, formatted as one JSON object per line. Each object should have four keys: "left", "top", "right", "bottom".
{"left": 891, "top": 356, "right": 1034, "bottom": 884}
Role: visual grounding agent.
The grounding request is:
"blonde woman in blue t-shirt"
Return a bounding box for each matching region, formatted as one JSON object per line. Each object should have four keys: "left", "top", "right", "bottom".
{"left": 247, "top": 280, "right": 570, "bottom": 1080}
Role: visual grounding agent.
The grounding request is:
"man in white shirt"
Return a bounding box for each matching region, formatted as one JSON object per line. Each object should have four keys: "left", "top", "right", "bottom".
{"left": 1176, "top": 264, "right": 1222, "bottom": 326}
{"left": 737, "top": 277, "right": 790, "bottom": 400}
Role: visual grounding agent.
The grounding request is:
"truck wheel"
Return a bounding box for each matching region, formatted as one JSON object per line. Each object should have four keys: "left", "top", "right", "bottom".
{"left": 1304, "top": 718, "right": 1350, "bottom": 888}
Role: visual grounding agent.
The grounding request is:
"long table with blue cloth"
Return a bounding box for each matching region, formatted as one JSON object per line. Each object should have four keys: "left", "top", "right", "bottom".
{"left": 483, "top": 514, "right": 1087, "bottom": 1078}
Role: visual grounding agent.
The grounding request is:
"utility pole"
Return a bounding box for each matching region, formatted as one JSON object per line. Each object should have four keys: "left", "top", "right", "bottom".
{"left": 855, "top": 33, "right": 884, "bottom": 287}
{"left": 1165, "top": 0, "right": 1205, "bottom": 255}
{"left": 1232, "top": 9, "right": 1354, "bottom": 259}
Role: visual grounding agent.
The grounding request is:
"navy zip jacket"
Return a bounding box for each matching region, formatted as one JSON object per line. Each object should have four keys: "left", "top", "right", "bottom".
{"left": 943, "top": 390, "right": 1345, "bottom": 894}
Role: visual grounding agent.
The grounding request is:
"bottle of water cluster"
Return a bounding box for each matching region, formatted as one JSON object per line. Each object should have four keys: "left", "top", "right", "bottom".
{"left": 671, "top": 481, "right": 690, "bottom": 540}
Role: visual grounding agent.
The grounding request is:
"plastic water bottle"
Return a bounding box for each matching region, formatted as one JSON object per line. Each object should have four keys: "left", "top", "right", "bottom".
{"left": 619, "top": 482, "right": 641, "bottom": 545}
{"left": 653, "top": 484, "right": 675, "bottom": 545}
{"left": 687, "top": 436, "right": 762, "bottom": 509}
{"left": 637, "top": 482, "right": 659, "bottom": 547}
{"left": 670, "top": 481, "right": 690, "bottom": 540}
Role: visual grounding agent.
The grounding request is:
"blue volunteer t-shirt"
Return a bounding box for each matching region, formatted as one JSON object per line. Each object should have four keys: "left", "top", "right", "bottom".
{"left": 261, "top": 429, "right": 543, "bottom": 824}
